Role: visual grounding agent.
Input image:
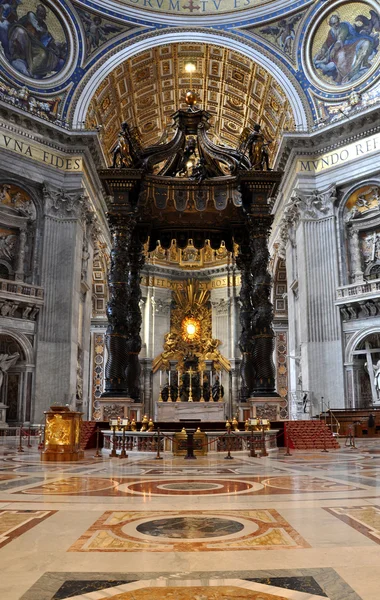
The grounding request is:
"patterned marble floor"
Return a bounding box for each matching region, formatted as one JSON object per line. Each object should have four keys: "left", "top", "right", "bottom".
{"left": 1, "top": 441, "right": 380, "bottom": 599}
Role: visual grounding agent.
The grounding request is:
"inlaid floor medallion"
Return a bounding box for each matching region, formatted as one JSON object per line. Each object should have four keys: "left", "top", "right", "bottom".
{"left": 70, "top": 509, "right": 309, "bottom": 552}
{"left": 135, "top": 516, "right": 246, "bottom": 539}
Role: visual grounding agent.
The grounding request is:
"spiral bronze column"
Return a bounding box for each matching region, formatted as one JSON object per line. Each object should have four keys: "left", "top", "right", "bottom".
{"left": 249, "top": 216, "right": 276, "bottom": 396}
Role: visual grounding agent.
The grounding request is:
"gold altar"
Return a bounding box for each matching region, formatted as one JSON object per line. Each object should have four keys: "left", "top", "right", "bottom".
{"left": 173, "top": 429, "right": 207, "bottom": 456}
{"left": 41, "top": 406, "right": 84, "bottom": 462}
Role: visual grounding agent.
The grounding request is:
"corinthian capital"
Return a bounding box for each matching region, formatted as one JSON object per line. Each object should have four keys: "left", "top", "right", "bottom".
{"left": 294, "top": 184, "right": 337, "bottom": 220}
{"left": 43, "top": 183, "right": 85, "bottom": 219}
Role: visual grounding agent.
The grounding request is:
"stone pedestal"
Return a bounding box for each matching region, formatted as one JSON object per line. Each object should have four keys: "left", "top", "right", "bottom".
{"left": 41, "top": 406, "right": 83, "bottom": 462}
{"left": 0, "top": 403, "right": 8, "bottom": 428}
{"left": 156, "top": 401, "right": 226, "bottom": 422}
{"left": 98, "top": 397, "right": 135, "bottom": 421}
{"left": 249, "top": 397, "right": 282, "bottom": 421}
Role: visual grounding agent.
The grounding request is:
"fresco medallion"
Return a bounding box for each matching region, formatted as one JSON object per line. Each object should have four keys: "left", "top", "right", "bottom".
{"left": 0, "top": 0, "right": 69, "bottom": 81}
{"left": 306, "top": 1, "right": 380, "bottom": 92}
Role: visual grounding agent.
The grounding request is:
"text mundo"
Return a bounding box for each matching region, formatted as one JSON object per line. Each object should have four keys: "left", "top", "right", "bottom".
{"left": 299, "top": 135, "right": 380, "bottom": 173}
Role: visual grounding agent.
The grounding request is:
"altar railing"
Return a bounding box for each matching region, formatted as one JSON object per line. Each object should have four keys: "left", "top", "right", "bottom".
{"left": 101, "top": 429, "right": 279, "bottom": 454}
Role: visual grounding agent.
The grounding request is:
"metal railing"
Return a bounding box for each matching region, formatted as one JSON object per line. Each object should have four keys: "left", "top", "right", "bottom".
{"left": 320, "top": 398, "right": 340, "bottom": 436}
{"left": 0, "top": 426, "right": 42, "bottom": 450}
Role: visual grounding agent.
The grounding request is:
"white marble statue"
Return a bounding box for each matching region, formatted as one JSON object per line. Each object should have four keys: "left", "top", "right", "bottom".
{"left": 373, "top": 360, "right": 380, "bottom": 394}
{"left": 0, "top": 352, "right": 19, "bottom": 391}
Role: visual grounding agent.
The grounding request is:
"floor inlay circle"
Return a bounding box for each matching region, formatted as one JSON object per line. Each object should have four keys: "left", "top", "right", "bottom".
{"left": 118, "top": 479, "right": 263, "bottom": 496}
{"left": 135, "top": 516, "right": 246, "bottom": 539}
{"left": 157, "top": 482, "right": 223, "bottom": 491}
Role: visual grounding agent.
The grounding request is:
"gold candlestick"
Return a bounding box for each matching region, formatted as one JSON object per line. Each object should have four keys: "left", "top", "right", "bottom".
{"left": 176, "top": 370, "right": 181, "bottom": 402}
{"left": 158, "top": 370, "right": 163, "bottom": 401}
{"left": 188, "top": 367, "right": 193, "bottom": 402}
{"left": 200, "top": 369, "right": 205, "bottom": 402}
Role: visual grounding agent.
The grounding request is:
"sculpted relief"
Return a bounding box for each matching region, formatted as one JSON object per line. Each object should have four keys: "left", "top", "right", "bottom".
{"left": 0, "top": 0, "right": 68, "bottom": 79}
{"left": 0, "top": 184, "right": 36, "bottom": 220}
{"left": 311, "top": 2, "right": 380, "bottom": 88}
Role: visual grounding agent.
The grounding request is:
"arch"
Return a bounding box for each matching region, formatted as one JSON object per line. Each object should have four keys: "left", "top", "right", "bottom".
{"left": 0, "top": 260, "right": 13, "bottom": 279}
{"left": 337, "top": 178, "right": 380, "bottom": 221}
{"left": 345, "top": 327, "right": 380, "bottom": 365}
{"left": 70, "top": 30, "right": 309, "bottom": 129}
{"left": 0, "top": 328, "right": 34, "bottom": 365}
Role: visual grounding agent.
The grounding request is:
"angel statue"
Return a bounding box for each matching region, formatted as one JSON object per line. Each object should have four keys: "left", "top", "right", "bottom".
{"left": 111, "top": 132, "right": 130, "bottom": 168}
{"left": 0, "top": 352, "right": 19, "bottom": 391}
{"left": 246, "top": 124, "right": 272, "bottom": 171}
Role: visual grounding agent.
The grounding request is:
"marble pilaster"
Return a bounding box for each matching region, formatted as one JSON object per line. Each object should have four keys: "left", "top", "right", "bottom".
{"left": 34, "top": 185, "right": 88, "bottom": 422}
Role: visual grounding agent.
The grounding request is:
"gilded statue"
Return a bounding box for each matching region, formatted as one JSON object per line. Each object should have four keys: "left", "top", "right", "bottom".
{"left": 111, "top": 132, "right": 130, "bottom": 168}
{"left": 246, "top": 124, "right": 272, "bottom": 171}
{"left": 152, "top": 280, "right": 230, "bottom": 389}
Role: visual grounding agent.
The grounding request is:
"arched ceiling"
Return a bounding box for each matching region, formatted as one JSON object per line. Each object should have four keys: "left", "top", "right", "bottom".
{"left": 86, "top": 43, "right": 295, "bottom": 162}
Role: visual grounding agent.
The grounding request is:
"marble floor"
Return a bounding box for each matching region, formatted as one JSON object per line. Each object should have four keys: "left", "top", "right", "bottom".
{"left": 1, "top": 440, "right": 380, "bottom": 599}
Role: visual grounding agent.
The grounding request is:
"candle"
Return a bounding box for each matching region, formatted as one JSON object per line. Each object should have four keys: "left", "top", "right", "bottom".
{"left": 159, "top": 370, "right": 162, "bottom": 387}
{"left": 178, "top": 370, "right": 180, "bottom": 386}
{"left": 201, "top": 371, "right": 203, "bottom": 386}
{"left": 220, "top": 370, "right": 222, "bottom": 386}
{"left": 168, "top": 370, "right": 171, "bottom": 385}
{"left": 210, "top": 371, "right": 213, "bottom": 387}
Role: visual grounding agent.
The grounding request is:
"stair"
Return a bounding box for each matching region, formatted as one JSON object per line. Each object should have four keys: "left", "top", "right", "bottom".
{"left": 80, "top": 421, "right": 98, "bottom": 450}
{"left": 285, "top": 420, "right": 340, "bottom": 450}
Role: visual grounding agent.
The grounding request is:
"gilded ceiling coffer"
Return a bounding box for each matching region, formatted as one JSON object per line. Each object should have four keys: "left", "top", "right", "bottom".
{"left": 99, "top": 105, "right": 281, "bottom": 402}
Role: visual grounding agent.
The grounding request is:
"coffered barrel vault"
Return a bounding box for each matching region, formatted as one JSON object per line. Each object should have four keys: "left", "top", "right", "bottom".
{"left": 86, "top": 43, "right": 295, "bottom": 162}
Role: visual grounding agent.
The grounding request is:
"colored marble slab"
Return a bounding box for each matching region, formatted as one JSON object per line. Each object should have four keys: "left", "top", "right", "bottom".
{"left": 69, "top": 509, "right": 309, "bottom": 552}
{"left": 53, "top": 580, "right": 135, "bottom": 600}
{"left": 0, "top": 509, "right": 56, "bottom": 548}
{"left": 95, "top": 587, "right": 289, "bottom": 599}
{"left": 248, "top": 577, "right": 327, "bottom": 596}
{"left": 324, "top": 505, "right": 380, "bottom": 544}
{"left": 17, "top": 475, "right": 362, "bottom": 497}
{"left": 20, "top": 568, "right": 362, "bottom": 600}
{"left": 0, "top": 476, "right": 45, "bottom": 491}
